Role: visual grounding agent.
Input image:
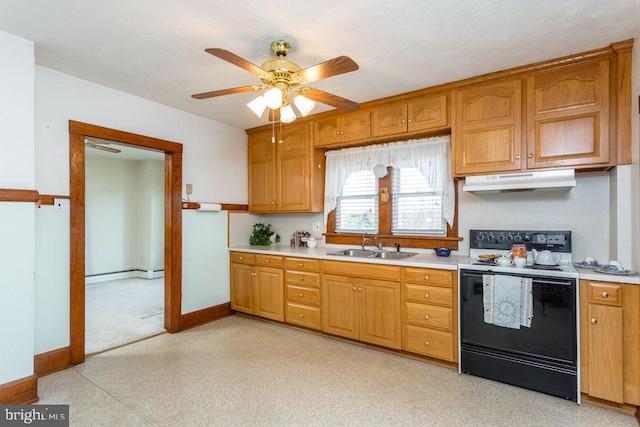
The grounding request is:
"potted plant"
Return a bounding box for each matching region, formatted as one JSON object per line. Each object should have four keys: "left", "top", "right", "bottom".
{"left": 249, "top": 223, "right": 281, "bottom": 246}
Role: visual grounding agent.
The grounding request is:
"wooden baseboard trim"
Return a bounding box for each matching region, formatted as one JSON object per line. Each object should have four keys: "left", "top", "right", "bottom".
{"left": 181, "top": 302, "right": 232, "bottom": 330}
{"left": 580, "top": 393, "right": 639, "bottom": 416}
{"left": 0, "top": 375, "right": 38, "bottom": 404}
{"left": 34, "top": 347, "right": 71, "bottom": 377}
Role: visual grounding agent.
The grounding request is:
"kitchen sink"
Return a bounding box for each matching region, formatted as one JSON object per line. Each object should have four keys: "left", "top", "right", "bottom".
{"left": 327, "top": 248, "right": 418, "bottom": 260}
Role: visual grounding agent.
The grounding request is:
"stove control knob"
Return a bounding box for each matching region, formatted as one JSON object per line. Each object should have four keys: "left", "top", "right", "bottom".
{"left": 506, "top": 234, "right": 514, "bottom": 242}
{"left": 487, "top": 234, "right": 495, "bottom": 243}
{"left": 497, "top": 235, "right": 506, "bottom": 242}
{"left": 514, "top": 235, "right": 523, "bottom": 243}
{"left": 476, "top": 234, "right": 485, "bottom": 241}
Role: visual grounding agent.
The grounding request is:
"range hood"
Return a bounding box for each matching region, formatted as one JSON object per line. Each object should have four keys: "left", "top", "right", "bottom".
{"left": 463, "top": 169, "right": 576, "bottom": 193}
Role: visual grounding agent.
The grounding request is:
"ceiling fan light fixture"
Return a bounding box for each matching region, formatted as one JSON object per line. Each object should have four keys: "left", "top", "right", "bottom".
{"left": 247, "top": 95, "right": 267, "bottom": 117}
{"left": 264, "top": 87, "right": 283, "bottom": 109}
{"left": 280, "top": 103, "right": 296, "bottom": 123}
{"left": 293, "top": 93, "right": 315, "bottom": 117}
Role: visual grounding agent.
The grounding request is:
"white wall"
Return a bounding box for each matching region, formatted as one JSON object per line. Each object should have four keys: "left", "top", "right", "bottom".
{"left": 33, "top": 67, "right": 248, "bottom": 354}
{"left": 0, "top": 31, "right": 36, "bottom": 384}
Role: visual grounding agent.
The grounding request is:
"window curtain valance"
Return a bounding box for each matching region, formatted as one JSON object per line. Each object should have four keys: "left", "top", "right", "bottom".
{"left": 324, "top": 135, "right": 455, "bottom": 226}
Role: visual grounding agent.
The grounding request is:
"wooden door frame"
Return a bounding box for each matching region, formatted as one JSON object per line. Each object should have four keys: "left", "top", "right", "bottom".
{"left": 69, "top": 120, "right": 183, "bottom": 364}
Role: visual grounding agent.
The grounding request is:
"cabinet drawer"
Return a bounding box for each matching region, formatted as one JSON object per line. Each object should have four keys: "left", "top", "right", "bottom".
{"left": 587, "top": 282, "right": 622, "bottom": 306}
{"left": 404, "top": 302, "right": 452, "bottom": 331}
{"left": 230, "top": 252, "right": 256, "bottom": 265}
{"left": 285, "top": 257, "right": 320, "bottom": 272}
{"left": 404, "top": 284, "right": 452, "bottom": 307}
{"left": 286, "top": 303, "right": 321, "bottom": 330}
{"left": 404, "top": 267, "right": 453, "bottom": 287}
{"left": 285, "top": 270, "right": 320, "bottom": 288}
{"left": 404, "top": 324, "right": 453, "bottom": 361}
{"left": 286, "top": 285, "right": 320, "bottom": 306}
{"left": 255, "top": 254, "right": 284, "bottom": 268}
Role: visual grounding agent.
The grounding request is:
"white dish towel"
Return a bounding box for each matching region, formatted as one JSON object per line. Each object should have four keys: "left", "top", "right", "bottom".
{"left": 483, "top": 274, "right": 533, "bottom": 329}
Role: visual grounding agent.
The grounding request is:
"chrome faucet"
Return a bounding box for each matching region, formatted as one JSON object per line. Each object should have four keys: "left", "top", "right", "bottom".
{"left": 362, "top": 233, "right": 383, "bottom": 251}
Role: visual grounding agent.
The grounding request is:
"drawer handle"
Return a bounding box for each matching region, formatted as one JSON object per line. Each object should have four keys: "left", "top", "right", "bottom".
{"left": 358, "top": 287, "right": 362, "bottom": 292}
{"left": 424, "top": 315, "right": 430, "bottom": 320}
{"left": 590, "top": 318, "right": 597, "bottom": 324}
{"left": 353, "top": 286, "right": 357, "bottom": 291}
{"left": 425, "top": 341, "right": 430, "bottom": 346}
{"left": 265, "top": 259, "right": 270, "bottom": 263}
{"left": 299, "top": 262, "right": 303, "bottom": 267}
{"left": 299, "top": 314, "right": 305, "bottom": 318}
{"left": 298, "top": 293, "right": 304, "bottom": 297}
{"left": 239, "top": 256, "right": 244, "bottom": 260}
{"left": 299, "top": 276, "right": 304, "bottom": 281}
{"left": 424, "top": 293, "right": 430, "bottom": 299}
{"left": 601, "top": 292, "right": 608, "bottom": 298}
{"left": 424, "top": 275, "right": 430, "bottom": 281}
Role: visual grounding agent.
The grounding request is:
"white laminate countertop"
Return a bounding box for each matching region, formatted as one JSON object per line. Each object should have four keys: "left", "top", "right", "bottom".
{"left": 229, "top": 245, "right": 640, "bottom": 285}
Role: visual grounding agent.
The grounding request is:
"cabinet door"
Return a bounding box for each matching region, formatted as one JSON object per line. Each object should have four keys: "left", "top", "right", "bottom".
{"left": 255, "top": 266, "right": 284, "bottom": 321}
{"left": 322, "top": 274, "right": 358, "bottom": 339}
{"left": 527, "top": 60, "right": 610, "bottom": 169}
{"left": 587, "top": 303, "right": 624, "bottom": 403}
{"left": 453, "top": 79, "right": 522, "bottom": 175}
{"left": 277, "top": 124, "right": 310, "bottom": 211}
{"left": 408, "top": 95, "right": 448, "bottom": 132}
{"left": 341, "top": 111, "right": 371, "bottom": 143}
{"left": 314, "top": 117, "right": 340, "bottom": 147}
{"left": 359, "top": 278, "right": 401, "bottom": 349}
{"left": 230, "top": 263, "right": 254, "bottom": 314}
{"left": 372, "top": 103, "right": 407, "bottom": 137}
{"left": 248, "top": 131, "right": 277, "bottom": 211}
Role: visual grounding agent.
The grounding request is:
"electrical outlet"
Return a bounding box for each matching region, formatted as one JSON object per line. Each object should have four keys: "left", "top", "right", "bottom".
{"left": 312, "top": 222, "right": 321, "bottom": 232}
{"left": 186, "top": 183, "right": 193, "bottom": 195}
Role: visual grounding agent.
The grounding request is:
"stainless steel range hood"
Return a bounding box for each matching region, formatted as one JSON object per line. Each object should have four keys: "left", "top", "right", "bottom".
{"left": 463, "top": 169, "right": 576, "bottom": 193}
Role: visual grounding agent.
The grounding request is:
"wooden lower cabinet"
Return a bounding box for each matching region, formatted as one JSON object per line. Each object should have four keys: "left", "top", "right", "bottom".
{"left": 321, "top": 261, "right": 402, "bottom": 350}
{"left": 230, "top": 252, "right": 284, "bottom": 322}
{"left": 402, "top": 267, "right": 457, "bottom": 362}
{"left": 285, "top": 257, "right": 321, "bottom": 330}
{"left": 580, "top": 280, "right": 640, "bottom": 408}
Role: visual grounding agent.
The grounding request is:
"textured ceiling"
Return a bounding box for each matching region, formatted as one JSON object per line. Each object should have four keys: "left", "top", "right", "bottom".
{"left": 1, "top": 0, "right": 639, "bottom": 130}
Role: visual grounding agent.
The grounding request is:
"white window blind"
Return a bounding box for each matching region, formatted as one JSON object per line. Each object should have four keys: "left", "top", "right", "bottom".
{"left": 335, "top": 170, "right": 378, "bottom": 233}
{"left": 391, "top": 167, "right": 446, "bottom": 235}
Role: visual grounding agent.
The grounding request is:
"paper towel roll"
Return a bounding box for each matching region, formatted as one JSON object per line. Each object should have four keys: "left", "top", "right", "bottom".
{"left": 197, "top": 203, "right": 222, "bottom": 212}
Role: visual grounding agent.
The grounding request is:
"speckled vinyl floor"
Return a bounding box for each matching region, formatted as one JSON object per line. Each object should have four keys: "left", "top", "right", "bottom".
{"left": 38, "top": 315, "right": 637, "bottom": 426}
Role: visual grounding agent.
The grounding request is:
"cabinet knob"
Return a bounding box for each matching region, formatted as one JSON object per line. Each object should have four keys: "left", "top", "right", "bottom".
{"left": 251, "top": 272, "right": 257, "bottom": 277}
{"left": 424, "top": 293, "right": 430, "bottom": 299}
{"left": 353, "top": 286, "right": 357, "bottom": 291}
{"left": 425, "top": 341, "right": 430, "bottom": 346}
{"left": 239, "top": 256, "right": 244, "bottom": 260}
{"left": 590, "top": 318, "right": 597, "bottom": 324}
{"left": 299, "top": 313, "right": 304, "bottom": 318}
{"left": 424, "top": 315, "right": 430, "bottom": 320}
{"left": 299, "top": 276, "right": 304, "bottom": 281}
{"left": 298, "top": 293, "right": 303, "bottom": 297}
{"left": 424, "top": 275, "right": 430, "bottom": 281}
{"left": 528, "top": 153, "right": 534, "bottom": 158}
{"left": 265, "top": 259, "right": 270, "bottom": 263}
{"left": 358, "top": 287, "right": 362, "bottom": 292}
{"left": 515, "top": 155, "right": 520, "bottom": 160}
{"left": 402, "top": 119, "right": 407, "bottom": 124}
{"left": 298, "top": 263, "right": 303, "bottom": 267}
{"left": 408, "top": 119, "right": 413, "bottom": 123}
{"left": 601, "top": 291, "right": 608, "bottom": 298}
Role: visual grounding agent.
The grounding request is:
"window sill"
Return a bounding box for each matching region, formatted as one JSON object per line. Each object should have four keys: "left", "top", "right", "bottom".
{"left": 324, "top": 233, "right": 462, "bottom": 250}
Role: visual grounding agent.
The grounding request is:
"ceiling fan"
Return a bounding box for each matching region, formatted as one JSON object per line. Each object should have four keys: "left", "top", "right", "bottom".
{"left": 191, "top": 40, "right": 360, "bottom": 123}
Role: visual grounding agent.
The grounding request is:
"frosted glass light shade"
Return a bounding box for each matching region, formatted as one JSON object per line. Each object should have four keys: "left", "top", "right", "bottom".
{"left": 280, "top": 103, "right": 296, "bottom": 123}
{"left": 264, "top": 87, "right": 283, "bottom": 109}
{"left": 293, "top": 94, "right": 315, "bottom": 117}
{"left": 247, "top": 96, "right": 267, "bottom": 117}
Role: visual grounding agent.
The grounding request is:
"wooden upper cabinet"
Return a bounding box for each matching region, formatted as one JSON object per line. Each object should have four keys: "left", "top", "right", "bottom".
{"left": 452, "top": 79, "right": 523, "bottom": 176}
{"left": 526, "top": 60, "right": 610, "bottom": 169}
{"left": 372, "top": 95, "right": 448, "bottom": 137}
{"left": 314, "top": 111, "right": 371, "bottom": 147}
{"left": 248, "top": 123, "right": 322, "bottom": 213}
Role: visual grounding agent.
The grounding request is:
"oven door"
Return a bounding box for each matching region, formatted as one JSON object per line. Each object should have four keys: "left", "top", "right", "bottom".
{"left": 459, "top": 269, "right": 578, "bottom": 400}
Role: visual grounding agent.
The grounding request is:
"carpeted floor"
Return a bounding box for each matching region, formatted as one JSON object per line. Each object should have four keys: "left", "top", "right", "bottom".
{"left": 85, "top": 277, "right": 165, "bottom": 354}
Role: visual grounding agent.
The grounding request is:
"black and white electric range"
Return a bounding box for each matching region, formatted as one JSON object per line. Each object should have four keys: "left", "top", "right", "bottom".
{"left": 458, "top": 230, "right": 580, "bottom": 402}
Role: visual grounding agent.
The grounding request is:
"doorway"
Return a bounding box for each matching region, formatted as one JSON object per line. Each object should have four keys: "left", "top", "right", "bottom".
{"left": 69, "top": 120, "right": 183, "bottom": 364}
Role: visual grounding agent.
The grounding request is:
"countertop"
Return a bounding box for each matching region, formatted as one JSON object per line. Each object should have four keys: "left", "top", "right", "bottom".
{"left": 229, "top": 245, "right": 640, "bottom": 285}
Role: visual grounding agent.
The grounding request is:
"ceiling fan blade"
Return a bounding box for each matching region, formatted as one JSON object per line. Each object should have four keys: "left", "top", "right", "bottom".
{"left": 205, "top": 48, "right": 267, "bottom": 77}
{"left": 191, "top": 85, "right": 261, "bottom": 99}
{"left": 296, "top": 56, "right": 359, "bottom": 83}
{"left": 301, "top": 88, "right": 360, "bottom": 112}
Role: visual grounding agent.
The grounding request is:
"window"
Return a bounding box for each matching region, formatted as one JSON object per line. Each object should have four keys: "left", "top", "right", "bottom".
{"left": 335, "top": 170, "right": 378, "bottom": 233}
{"left": 324, "top": 136, "right": 457, "bottom": 248}
{"left": 391, "top": 167, "right": 446, "bottom": 235}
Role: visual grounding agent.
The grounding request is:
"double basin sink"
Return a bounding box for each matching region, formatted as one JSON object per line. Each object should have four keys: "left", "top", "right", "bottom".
{"left": 327, "top": 248, "right": 418, "bottom": 260}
